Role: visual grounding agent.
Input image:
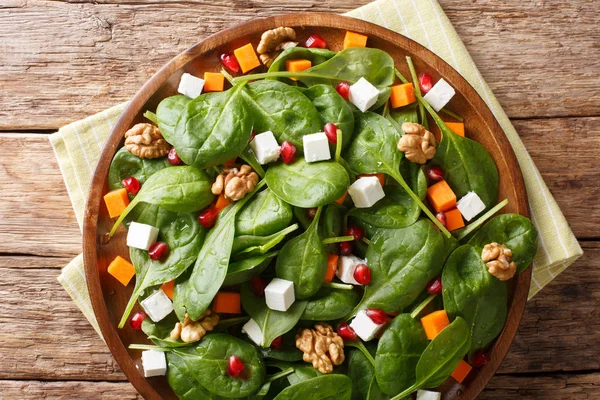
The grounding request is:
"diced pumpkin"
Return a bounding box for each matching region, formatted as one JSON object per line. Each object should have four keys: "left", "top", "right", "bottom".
{"left": 107, "top": 256, "right": 136, "bottom": 286}
{"left": 334, "top": 191, "right": 348, "bottom": 205}
{"left": 421, "top": 309, "right": 450, "bottom": 340}
{"left": 426, "top": 180, "right": 457, "bottom": 213}
{"left": 358, "top": 173, "right": 385, "bottom": 187}
{"left": 160, "top": 280, "right": 175, "bottom": 300}
{"left": 212, "top": 292, "right": 241, "bottom": 314}
{"left": 324, "top": 254, "right": 339, "bottom": 282}
{"left": 445, "top": 208, "right": 465, "bottom": 231}
{"left": 233, "top": 43, "right": 261, "bottom": 73}
{"left": 286, "top": 59, "right": 312, "bottom": 81}
{"left": 103, "top": 188, "right": 130, "bottom": 218}
{"left": 445, "top": 122, "right": 465, "bottom": 137}
{"left": 451, "top": 360, "right": 473, "bottom": 383}
{"left": 214, "top": 193, "right": 231, "bottom": 212}
{"left": 390, "top": 83, "right": 416, "bottom": 108}
{"left": 203, "top": 72, "right": 225, "bottom": 92}
{"left": 343, "top": 31, "right": 368, "bottom": 49}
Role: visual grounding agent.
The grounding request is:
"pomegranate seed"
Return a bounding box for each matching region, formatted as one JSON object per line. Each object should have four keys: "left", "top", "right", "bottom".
{"left": 148, "top": 242, "right": 169, "bottom": 261}
{"left": 220, "top": 52, "right": 240, "bottom": 74}
{"left": 337, "top": 323, "right": 358, "bottom": 341}
{"left": 306, "top": 207, "right": 318, "bottom": 220}
{"left": 198, "top": 207, "right": 219, "bottom": 229}
{"left": 366, "top": 308, "right": 387, "bottom": 325}
{"left": 339, "top": 241, "right": 353, "bottom": 256}
{"left": 168, "top": 147, "right": 182, "bottom": 165}
{"left": 418, "top": 72, "right": 434, "bottom": 94}
{"left": 130, "top": 311, "right": 146, "bottom": 330}
{"left": 426, "top": 166, "right": 445, "bottom": 182}
{"left": 335, "top": 81, "right": 350, "bottom": 99}
{"left": 250, "top": 277, "right": 267, "bottom": 297}
{"left": 270, "top": 336, "right": 284, "bottom": 350}
{"left": 122, "top": 176, "right": 140, "bottom": 195}
{"left": 436, "top": 212, "right": 447, "bottom": 228}
{"left": 249, "top": 130, "right": 256, "bottom": 143}
{"left": 472, "top": 351, "right": 490, "bottom": 368}
{"left": 324, "top": 122, "right": 340, "bottom": 145}
{"left": 305, "top": 34, "right": 327, "bottom": 49}
{"left": 280, "top": 141, "right": 296, "bottom": 164}
{"left": 353, "top": 263, "right": 371, "bottom": 285}
{"left": 223, "top": 157, "right": 237, "bottom": 167}
{"left": 427, "top": 277, "right": 443, "bottom": 295}
{"left": 227, "top": 355, "right": 245, "bottom": 378}
{"left": 345, "top": 225, "right": 364, "bottom": 241}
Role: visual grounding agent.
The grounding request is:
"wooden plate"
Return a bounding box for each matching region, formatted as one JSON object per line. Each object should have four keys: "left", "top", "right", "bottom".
{"left": 83, "top": 13, "right": 531, "bottom": 400}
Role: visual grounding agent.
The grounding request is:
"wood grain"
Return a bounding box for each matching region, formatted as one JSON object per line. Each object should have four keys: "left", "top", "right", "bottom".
{"left": 0, "top": 380, "right": 141, "bottom": 400}
{"left": 1, "top": 0, "right": 598, "bottom": 130}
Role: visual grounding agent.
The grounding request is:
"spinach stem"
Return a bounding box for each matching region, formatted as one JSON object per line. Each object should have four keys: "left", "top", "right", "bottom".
{"left": 454, "top": 198, "right": 509, "bottom": 241}
{"left": 322, "top": 282, "right": 354, "bottom": 290}
{"left": 266, "top": 367, "right": 294, "bottom": 383}
{"left": 440, "top": 107, "right": 464, "bottom": 122}
{"left": 346, "top": 341, "right": 375, "bottom": 366}
{"left": 220, "top": 68, "right": 235, "bottom": 85}
{"left": 110, "top": 196, "right": 141, "bottom": 237}
{"left": 410, "top": 294, "right": 437, "bottom": 319}
{"left": 252, "top": 225, "right": 298, "bottom": 253}
{"left": 240, "top": 147, "right": 266, "bottom": 178}
{"left": 395, "top": 68, "right": 410, "bottom": 84}
{"left": 322, "top": 235, "right": 354, "bottom": 245}
{"left": 143, "top": 110, "right": 158, "bottom": 124}
{"left": 232, "top": 71, "right": 355, "bottom": 84}
{"left": 405, "top": 56, "right": 428, "bottom": 130}
{"left": 119, "top": 288, "right": 142, "bottom": 328}
{"left": 335, "top": 129, "right": 343, "bottom": 162}
{"left": 390, "top": 384, "right": 418, "bottom": 400}
{"left": 129, "top": 344, "right": 168, "bottom": 351}
{"left": 362, "top": 237, "right": 371, "bottom": 245}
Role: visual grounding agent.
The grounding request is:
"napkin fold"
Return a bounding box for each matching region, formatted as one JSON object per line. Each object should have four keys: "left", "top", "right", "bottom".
{"left": 51, "top": 0, "right": 582, "bottom": 336}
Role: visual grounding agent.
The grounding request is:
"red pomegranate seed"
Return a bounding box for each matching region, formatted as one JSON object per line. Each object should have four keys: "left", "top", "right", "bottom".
{"left": 353, "top": 263, "right": 371, "bottom": 285}
{"left": 250, "top": 277, "right": 267, "bottom": 297}
{"left": 337, "top": 323, "right": 357, "bottom": 341}
{"left": 427, "top": 166, "right": 445, "bottom": 182}
{"left": 339, "top": 241, "right": 353, "bottom": 256}
{"left": 130, "top": 311, "right": 146, "bottom": 330}
{"left": 220, "top": 52, "right": 240, "bottom": 74}
{"left": 436, "top": 212, "right": 447, "bottom": 228}
{"left": 168, "top": 147, "right": 182, "bottom": 165}
{"left": 418, "top": 72, "right": 434, "bottom": 94}
{"left": 198, "top": 207, "right": 219, "bottom": 229}
{"left": 122, "top": 176, "right": 140, "bottom": 195}
{"left": 366, "top": 308, "right": 387, "bottom": 325}
{"left": 306, "top": 207, "right": 318, "bottom": 220}
{"left": 227, "top": 355, "right": 245, "bottom": 378}
{"left": 427, "top": 277, "right": 443, "bottom": 295}
{"left": 335, "top": 81, "right": 350, "bottom": 99}
{"left": 148, "top": 242, "right": 169, "bottom": 261}
{"left": 305, "top": 34, "right": 327, "bottom": 49}
{"left": 472, "top": 351, "right": 490, "bottom": 368}
{"left": 270, "top": 336, "right": 284, "bottom": 350}
{"left": 345, "top": 225, "right": 364, "bottom": 241}
{"left": 223, "top": 157, "right": 237, "bottom": 167}
{"left": 280, "top": 141, "right": 296, "bottom": 164}
{"left": 324, "top": 122, "right": 340, "bottom": 145}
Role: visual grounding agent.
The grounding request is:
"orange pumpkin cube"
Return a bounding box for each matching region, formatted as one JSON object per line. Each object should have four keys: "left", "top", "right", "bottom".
{"left": 445, "top": 122, "right": 465, "bottom": 137}
{"left": 160, "top": 280, "right": 175, "bottom": 300}
{"left": 212, "top": 292, "right": 241, "bottom": 314}
{"left": 390, "top": 83, "right": 416, "bottom": 108}
{"left": 214, "top": 193, "right": 231, "bottom": 212}
{"left": 451, "top": 360, "right": 473, "bottom": 383}
{"left": 421, "top": 310, "right": 450, "bottom": 340}
{"left": 343, "top": 31, "right": 368, "bottom": 49}
{"left": 233, "top": 43, "right": 260, "bottom": 73}
{"left": 445, "top": 208, "right": 465, "bottom": 231}
{"left": 103, "top": 188, "right": 130, "bottom": 218}
{"left": 426, "top": 180, "right": 457, "bottom": 213}
{"left": 324, "top": 254, "right": 339, "bottom": 282}
{"left": 107, "top": 256, "right": 136, "bottom": 286}
{"left": 334, "top": 191, "right": 348, "bottom": 205}
{"left": 286, "top": 59, "right": 312, "bottom": 81}
{"left": 203, "top": 72, "right": 225, "bottom": 92}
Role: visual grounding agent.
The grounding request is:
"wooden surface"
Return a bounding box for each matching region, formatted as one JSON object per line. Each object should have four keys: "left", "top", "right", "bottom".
{"left": 0, "top": 0, "right": 598, "bottom": 398}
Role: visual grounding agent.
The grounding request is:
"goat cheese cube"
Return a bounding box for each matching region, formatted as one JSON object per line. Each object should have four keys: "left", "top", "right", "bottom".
{"left": 264, "top": 278, "right": 295, "bottom": 312}
{"left": 127, "top": 222, "right": 159, "bottom": 251}
{"left": 336, "top": 255, "right": 364, "bottom": 285}
{"left": 303, "top": 132, "right": 331, "bottom": 163}
{"left": 350, "top": 309, "right": 384, "bottom": 341}
{"left": 417, "top": 390, "right": 441, "bottom": 400}
{"left": 423, "top": 78, "right": 455, "bottom": 112}
{"left": 456, "top": 191, "right": 486, "bottom": 221}
{"left": 177, "top": 72, "right": 205, "bottom": 99}
{"left": 249, "top": 131, "right": 281, "bottom": 164}
{"left": 140, "top": 289, "right": 173, "bottom": 323}
{"left": 242, "top": 318, "right": 264, "bottom": 346}
{"left": 349, "top": 77, "right": 379, "bottom": 112}
{"left": 141, "top": 350, "right": 167, "bottom": 377}
{"left": 348, "top": 176, "right": 385, "bottom": 208}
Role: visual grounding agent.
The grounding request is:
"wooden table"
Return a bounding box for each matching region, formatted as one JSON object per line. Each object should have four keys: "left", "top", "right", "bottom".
{"left": 0, "top": 1, "right": 598, "bottom": 398}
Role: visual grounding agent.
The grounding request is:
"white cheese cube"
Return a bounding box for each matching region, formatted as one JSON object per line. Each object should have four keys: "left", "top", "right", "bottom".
{"left": 417, "top": 390, "right": 441, "bottom": 400}
{"left": 349, "top": 310, "right": 384, "bottom": 341}
{"left": 348, "top": 77, "right": 379, "bottom": 112}
{"left": 140, "top": 289, "right": 173, "bottom": 323}
{"left": 141, "top": 350, "right": 167, "bottom": 377}
{"left": 302, "top": 132, "right": 331, "bottom": 163}
{"left": 423, "top": 78, "right": 455, "bottom": 112}
{"left": 249, "top": 131, "right": 281, "bottom": 164}
{"left": 336, "top": 255, "right": 364, "bottom": 285}
{"left": 242, "top": 318, "right": 264, "bottom": 346}
{"left": 177, "top": 72, "right": 205, "bottom": 99}
{"left": 264, "top": 278, "right": 295, "bottom": 312}
{"left": 127, "top": 222, "right": 159, "bottom": 251}
{"left": 456, "top": 191, "right": 486, "bottom": 221}
{"left": 348, "top": 176, "right": 385, "bottom": 208}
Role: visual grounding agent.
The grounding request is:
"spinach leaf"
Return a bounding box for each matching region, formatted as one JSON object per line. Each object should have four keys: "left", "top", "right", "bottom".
{"left": 287, "top": 366, "right": 323, "bottom": 386}
{"left": 375, "top": 314, "right": 428, "bottom": 395}
{"left": 293, "top": 207, "right": 312, "bottom": 231}
{"left": 236, "top": 189, "right": 294, "bottom": 236}
{"left": 240, "top": 283, "right": 307, "bottom": 347}
{"left": 301, "top": 288, "right": 360, "bottom": 321}
{"left": 156, "top": 95, "right": 191, "bottom": 142}
{"left": 389, "top": 103, "right": 418, "bottom": 126}
{"left": 354, "top": 220, "right": 447, "bottom": 314}
{"left": 321, "top": 204, "right": 345, "bottom": 253}
{"left": 266, "top": 159, "right": 349, "bottom": 208}
{"left": 166, "top": 351, "right": 226, "bottom": 400}
{"left": 172, "top": 83, "right": 253, "bottom": 168}
{"left": 259, "top": 343, "right": 304, "bottom": 363}
{"left": 468, "top": 213, "right": 538, "bottom": 273}
{"left": 275, "top": 207, "right": 327, "bottom": 299}
{"left": 442, "top": 245, "right": 508, "bottom": 356}
{"left": 366, "top": 379, "right": 389, "bottom": 400}
{"left": 108, "top": 147, "right": 170, "bottom": 192}
{"left": 347, "top": 348, "right": 376, "bottom": 400}
{"left": 273, "top": 375, "right": 353, "bottom": 400}
{"left": 268, "top": 47, "right": 337, "bottom": 73}
{"left": 223, "top": 252, "right": 278, "bottom": 287}
{"left": 232, "top": 224, "right": 299, "bottom": 257}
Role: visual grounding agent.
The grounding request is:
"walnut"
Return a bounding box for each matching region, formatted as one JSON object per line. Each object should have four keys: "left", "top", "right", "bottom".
{"left": 169, "top": 311, "right": 219, "bottom": 343}
{"left": 397, "top": 122, "right": 437, "bottom": 164}
{"left": 211, "top": 164, "right": 259, "bottom": 201}
{"left": 124, "top": 123, "right": 170, "bottom": 159}
{"left": 296, "top": 323, "right": 345, "bottom": 374}
{"left": 482, "top": 242, "right": 517, "bottom": 281}
{"left": 257, "top": 27, "right": 298, "bottom": 67}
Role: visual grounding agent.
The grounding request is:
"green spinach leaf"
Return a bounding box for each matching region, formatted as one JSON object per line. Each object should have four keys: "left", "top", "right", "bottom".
{"left": 231, "top": 224, "right": 299, "bottom": 257}
{"left": 347, "top": 348, "right": 376, "bottom": 400}
{"left": 108, "top": 147, "right": 170, "bottom": 192}
{"left": 301, "top": 288, "right": 360, "bottom": 321}
{"left": 273, "top": 375, "right": 353, "bottom": 400}
{"left": 223, "top": 252, "right": 278, "bottom": 287}
{"left": 156, "top": 95, "right": 191, "bottom": 142}
{"left": 236, "top": 189, "right": 294, "bottom": 236}
{"left": 166, "top": 351, "right": 226, "bottom": 400}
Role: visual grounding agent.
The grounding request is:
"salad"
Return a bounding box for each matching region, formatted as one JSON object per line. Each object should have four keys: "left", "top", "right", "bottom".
{"left": 102, "top": 27, "right": 539, "bottom": 400}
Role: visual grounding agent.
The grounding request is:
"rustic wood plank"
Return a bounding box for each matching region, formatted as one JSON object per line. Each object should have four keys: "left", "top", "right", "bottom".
{"left": 0, "top": 380, "right": 141, "bottom": 400}
{"left": 0, "top": 0, "right": 598, "bottom": 130}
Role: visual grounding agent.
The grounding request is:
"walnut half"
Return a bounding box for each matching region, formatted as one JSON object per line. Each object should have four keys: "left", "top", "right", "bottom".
{"left": 170, "top": 311, "right": 219, "bottom": 343}
{"left": 211, "top": 165, "right": 259, "bottom": 201}
{"left": 124, "top": 123, "right": 170, "bottom": 159}
{"left": 257, "top": 27, "right": 298, "bottom": 67}
{"left": 482, "top": 242, "right": 517, "bottom": 281}
{"left": 397, "top": 122, "right": 437, "bottom": 164}
{"left": 296, "top": 323, "right": 345, "bottom": 374}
